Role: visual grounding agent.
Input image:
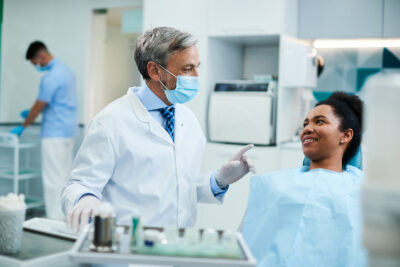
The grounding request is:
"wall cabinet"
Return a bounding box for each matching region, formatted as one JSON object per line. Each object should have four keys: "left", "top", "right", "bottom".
{"left": 298, "top": 0, "right": 383, "bottom": 38}
{"left": 207, "top": 0, "right": 297, "bottom": 37}
{"left": 383, "top": 0, "right": 400, "bottom": 37}
{"left": 144, "top": 0, "right": 299, "bottom": 37}
{"left": 299, "top": 0, "right": 400, "bottom": 39}
{"left": 143, "top": 0, "right": 208, "bottom": 36}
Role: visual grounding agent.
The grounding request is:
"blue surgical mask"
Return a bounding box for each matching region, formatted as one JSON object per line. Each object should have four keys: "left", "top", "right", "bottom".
{"left": 158, "top": 65, "right": 200, "bottom": 104}
{"left": 35, "top": 64, "right": 50, "bottom": 72}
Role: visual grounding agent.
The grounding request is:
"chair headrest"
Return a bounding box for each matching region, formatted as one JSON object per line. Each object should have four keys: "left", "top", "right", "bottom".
{"left": 303, "top": 146, "right": 362, "bottom": 170}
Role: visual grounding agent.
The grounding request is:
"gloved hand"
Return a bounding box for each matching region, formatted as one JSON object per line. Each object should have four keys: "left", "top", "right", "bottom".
{"left": 215, "top": 144, "right": 256, "bottom": 188}
{"left": 67, "top": 195, "right": 102, "bottom": 233}
{"left": 9, "top": 125, "right": 25, "bottom": 136}
{"left": 20, "top": 109, "right": 30, "bottom": 119}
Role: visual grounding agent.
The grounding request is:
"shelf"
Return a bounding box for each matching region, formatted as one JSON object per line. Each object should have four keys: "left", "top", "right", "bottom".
{"left": 209, "top": 34, "right": 280, "bottom": 46}
{"left": 0, "top": 141, "right": 40, "bottom": 149}
{"left": 0, "top": 170, "right": 41, "bottom": 180}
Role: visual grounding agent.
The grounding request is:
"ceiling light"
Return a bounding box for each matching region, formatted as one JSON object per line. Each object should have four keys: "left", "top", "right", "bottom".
{"left": 313, "top": 39, "right": 400, "bottom": 49}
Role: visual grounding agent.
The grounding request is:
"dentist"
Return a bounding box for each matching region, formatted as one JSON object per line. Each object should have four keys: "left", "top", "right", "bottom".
{"left": 61, "top": 27, "right": 255, "bottom": 232}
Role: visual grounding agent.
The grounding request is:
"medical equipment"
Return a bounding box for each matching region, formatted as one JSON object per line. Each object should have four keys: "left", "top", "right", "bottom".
{"left": 90, "top": 203, "right": 116, "bottom": 252}
{"left": 23, "top": 217, "right": 77, "bottom": 241}
{"left": 208, "top": 80, "right": 277, "bottom": 145}
{"left": 131, "top": 216, "right": 141, "bottom": 249}
{"left": 202, "top": 228, "right": 218, "bottom": 244}
{"left": 0, "top": 131, "right": 43, "bottom": 209}
{"left": 143, "top": 229, "right": 161, "bottom": 247}
{"left": 184, "top": 227, "right": 200, "bottom": 244}
{"left": 70, "top": 225, "right": 256, "bottom": 266}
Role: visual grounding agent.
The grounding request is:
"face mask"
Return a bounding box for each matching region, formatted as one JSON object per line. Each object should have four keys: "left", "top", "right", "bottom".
{"left": 35, "top": 64, "right": 50, "bottom": 72}
{"left": 158, "top": 64, "right": 200, "bottom": 104}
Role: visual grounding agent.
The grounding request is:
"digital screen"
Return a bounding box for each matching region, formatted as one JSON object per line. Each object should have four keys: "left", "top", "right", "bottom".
{"left": 214, "top": 83, "right": 269, "bottom": 92}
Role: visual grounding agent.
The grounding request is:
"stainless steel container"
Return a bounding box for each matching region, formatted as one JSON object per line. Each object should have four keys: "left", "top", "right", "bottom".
{"left": 90, "top": 203, "right": 116, "bottom": 252}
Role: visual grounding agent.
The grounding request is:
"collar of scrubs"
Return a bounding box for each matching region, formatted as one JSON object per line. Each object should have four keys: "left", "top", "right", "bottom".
{"left": 45, "top": 58, "right": 57, "bottom": 70}
{"left": 134, "top": 82, "right": 174, "bottom": 111}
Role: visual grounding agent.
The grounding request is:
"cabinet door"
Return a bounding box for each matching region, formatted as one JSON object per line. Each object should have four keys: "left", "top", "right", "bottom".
{"left": 383, "top": 0, "right": 400, "bottom": 37}
{"left": 207, "top": 0, "right": 285, "bottom": 36}
{"left": 143, "top": 0, "right": 208, "bottom": 36}
{"left": 298, "top": 0, "right": 383, "bottom": 38}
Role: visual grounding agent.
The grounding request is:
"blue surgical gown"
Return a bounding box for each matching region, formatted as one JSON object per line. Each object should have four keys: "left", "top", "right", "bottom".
{"left": 242, "top": 165, "right": 367, "bottom": 267}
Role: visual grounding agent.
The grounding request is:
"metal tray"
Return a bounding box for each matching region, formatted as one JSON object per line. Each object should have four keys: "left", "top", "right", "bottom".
{"left": 69, "top": 226, "right": 256, "bottom": 267}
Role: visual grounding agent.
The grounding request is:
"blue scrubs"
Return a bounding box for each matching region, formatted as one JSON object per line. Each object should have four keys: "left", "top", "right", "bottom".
{"left": 242, "top": 166, "right": 367, "bottom": 267}
{"left": 37, "top": 58, "right": 77, "bottom": 138}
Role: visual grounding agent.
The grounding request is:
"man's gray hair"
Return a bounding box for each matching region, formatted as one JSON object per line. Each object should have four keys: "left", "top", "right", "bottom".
{"left": 134, "top": 27, "right": 197, "bottom": 80}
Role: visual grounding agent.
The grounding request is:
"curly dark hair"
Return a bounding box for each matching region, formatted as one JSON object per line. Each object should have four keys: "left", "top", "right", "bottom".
{"left": 316, "top": 91, "right": 363, "bottom": 165}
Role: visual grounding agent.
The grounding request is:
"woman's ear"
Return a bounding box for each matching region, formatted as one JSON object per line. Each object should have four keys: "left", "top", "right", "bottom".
{"left": 341, "top": 128, "right": 354, "bottom": 145}
{"left": 147, "top": 61, "right": 161, "bottom": 81}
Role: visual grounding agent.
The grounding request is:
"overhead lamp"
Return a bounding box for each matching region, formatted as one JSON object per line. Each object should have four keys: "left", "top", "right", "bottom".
{"left": 313, "top": 39, "right": 400, "bottom": 49}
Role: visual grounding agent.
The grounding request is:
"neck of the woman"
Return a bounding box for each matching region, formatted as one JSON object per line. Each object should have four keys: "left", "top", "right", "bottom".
{"left": 309, "top": 158, "right": 343, "bottom": 172}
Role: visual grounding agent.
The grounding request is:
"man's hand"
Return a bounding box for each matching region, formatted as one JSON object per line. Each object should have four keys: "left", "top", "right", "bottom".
{"left": 215, "top": 144, "right": 256, "bottom": 188}
{"left": 66, "top": 195, "right": 101, "bottom": 233}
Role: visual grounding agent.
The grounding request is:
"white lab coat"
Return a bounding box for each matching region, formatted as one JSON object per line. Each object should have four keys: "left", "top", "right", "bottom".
{"left": 61, "top": 88, "right": 221, "bottom": 227}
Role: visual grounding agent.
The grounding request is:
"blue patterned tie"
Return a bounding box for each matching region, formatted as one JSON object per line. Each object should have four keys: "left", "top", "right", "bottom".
{"left": 160, "top": 106, "right": 175, "bottom": 141}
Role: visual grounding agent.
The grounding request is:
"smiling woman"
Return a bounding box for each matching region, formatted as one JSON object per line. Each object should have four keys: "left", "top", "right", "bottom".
{"left": 301, "top": 92, "right": 363, "bottom": 172}
{"left": 241, "top": 92, "right": 367, "bottom": 267}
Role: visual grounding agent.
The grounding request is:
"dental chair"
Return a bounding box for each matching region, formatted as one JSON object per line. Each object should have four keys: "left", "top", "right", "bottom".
{"left": 303, "top": 146, "right": 363, "bottom": 170}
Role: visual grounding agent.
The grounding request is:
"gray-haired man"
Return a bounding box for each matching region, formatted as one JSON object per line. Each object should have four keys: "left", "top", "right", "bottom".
{"left": 61, "top": 27, "right": 255, "bottom": 233}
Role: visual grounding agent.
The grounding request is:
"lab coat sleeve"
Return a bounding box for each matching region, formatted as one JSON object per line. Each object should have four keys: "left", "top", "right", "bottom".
{"left": 195, "top": 171, "right": 224, "bottom": 204}
{"left": 61, "top": 118, "right": 115, "bottom": 215}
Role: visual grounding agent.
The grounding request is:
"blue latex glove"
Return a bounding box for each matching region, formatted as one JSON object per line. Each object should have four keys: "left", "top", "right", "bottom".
{"left": 9, "top": 125, "right": 25, "bottom": 136}
{"left": 20, "top": 109, "right": 30, "bottom": 119}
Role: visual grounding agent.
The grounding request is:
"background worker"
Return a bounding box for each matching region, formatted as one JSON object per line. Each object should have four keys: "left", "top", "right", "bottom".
{"left": 11, "top": 41, "right": 78, "bottom": 220}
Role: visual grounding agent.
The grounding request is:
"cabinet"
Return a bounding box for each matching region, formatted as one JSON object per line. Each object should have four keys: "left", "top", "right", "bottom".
{"left": 299, "top": 0, "right": 400, "bottom": 39}
{"left": 205, "top": 34, "right": 316, "bottom": 144}
{"left": 298, "top": 0, "right": 383, "bottom": 38}
{"left": 143, "top": 0, "right": 208, "bottom": 36}
{"left": 207, "top": 0, "right": 297, "bottom": 36}
{"left": 383, "top": 0, "right": 400, "bottom": 37}
{"left": 143, "top": 0, "right": 299, "bottom": 37}
{"left": 0, "top": 132, "right": 44, "bottom": 209}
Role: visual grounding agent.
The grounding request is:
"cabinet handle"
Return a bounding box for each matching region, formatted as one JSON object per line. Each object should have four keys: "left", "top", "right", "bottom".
{"left": 221, "top": 27, "right": 264, "bottom": 34}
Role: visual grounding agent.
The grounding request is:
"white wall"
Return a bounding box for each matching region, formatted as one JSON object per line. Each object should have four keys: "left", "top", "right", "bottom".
{"left": 104, "top": 28, "right": 140, "bottom": 107}
{"left": 0, "top": 0, "right": 142, "bottom": 123}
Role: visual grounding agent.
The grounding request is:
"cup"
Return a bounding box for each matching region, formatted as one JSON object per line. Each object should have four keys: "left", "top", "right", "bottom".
{"left": 0, "top": 208, "right": 26, "bottom": 254}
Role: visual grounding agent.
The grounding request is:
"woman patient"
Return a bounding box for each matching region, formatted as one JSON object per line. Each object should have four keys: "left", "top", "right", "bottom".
{"left": 242, "top": 92, "right": 366, "bottom": 267}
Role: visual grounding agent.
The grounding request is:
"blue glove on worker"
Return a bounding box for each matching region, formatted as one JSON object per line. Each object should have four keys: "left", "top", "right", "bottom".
{"left": 9, "top": 125, "right": 25, "bottom": 136}
{"left": 20, "top": 109, "right": 30, "bottom": 119}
